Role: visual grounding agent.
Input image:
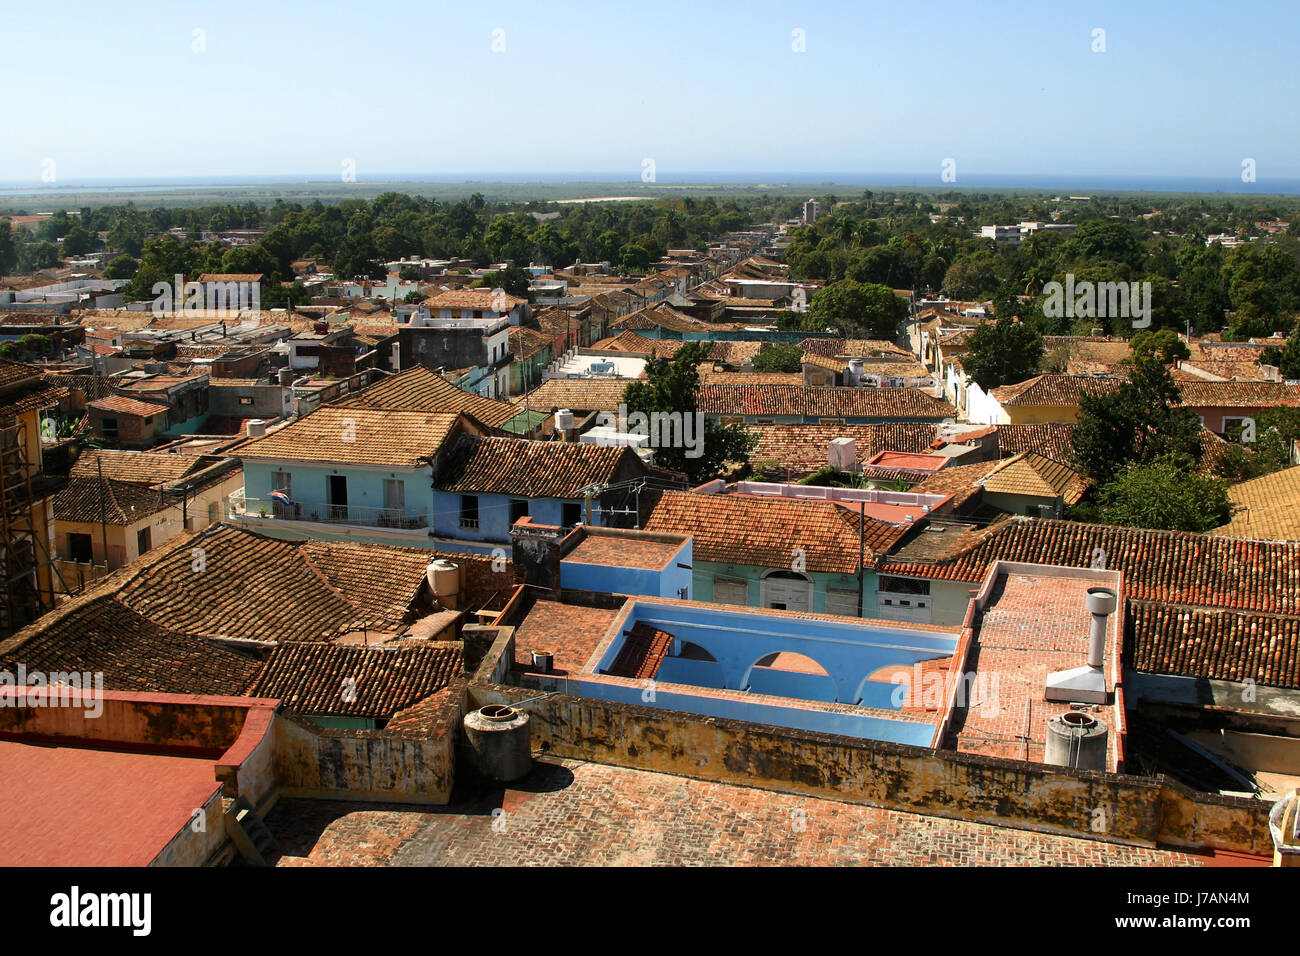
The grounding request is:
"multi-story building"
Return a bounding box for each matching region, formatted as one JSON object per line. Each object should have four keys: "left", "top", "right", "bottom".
{"left": 0, "top": 360, "right": 67, "bottom": 634}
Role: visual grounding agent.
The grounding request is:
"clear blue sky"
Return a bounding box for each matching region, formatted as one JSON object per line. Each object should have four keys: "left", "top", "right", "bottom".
{"left": 5, "top": 0, "right": 1298, "bottom": 183}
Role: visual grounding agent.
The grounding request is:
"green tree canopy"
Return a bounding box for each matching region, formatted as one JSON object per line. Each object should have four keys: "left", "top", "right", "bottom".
{"left": 806, "top": 280, "right": 908, "bottom": 339}
{"left": 1070, "top": 354, "right": 1203, "bottom": 484}
{"left": 751, "top": 343, "right": 804, "bottom": 373}
{"left": 621, "top": 341, "right": 757, "bottom": 484}
{"left": 961, "top": 316, "right": 1044, "bottom": 391}
{"left": 1094, "top": 461, "right": 1230, "bottom": 532}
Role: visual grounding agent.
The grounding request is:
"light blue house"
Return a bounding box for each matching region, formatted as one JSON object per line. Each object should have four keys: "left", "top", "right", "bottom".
{"left": 230, "top": 406, "right": 487, "bottom": 547}
{"left": 431, "top": 433, "right": 674, "bottom": 554}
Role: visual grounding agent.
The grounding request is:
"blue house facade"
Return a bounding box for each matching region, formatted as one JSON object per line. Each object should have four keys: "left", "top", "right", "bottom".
{"left": 431, "top": 433, "right": 679, "bottom": 554}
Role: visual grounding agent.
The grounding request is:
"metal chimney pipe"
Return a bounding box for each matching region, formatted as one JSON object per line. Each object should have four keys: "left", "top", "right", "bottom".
{"left": 1085, "top": 587, "right": 1118, "bottom": 668}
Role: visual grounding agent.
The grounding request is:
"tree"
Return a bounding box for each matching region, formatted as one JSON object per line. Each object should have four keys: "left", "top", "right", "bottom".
{"left": 620, "top": 341, "right": 757, "bottom": 484}
{"left": 61, "top": 225, "right": 94, "bottom": 256}
{"left": 942, "top": 255, "right": 999, "bottom": 299}
{"left": 0, "top": 219, "right": 16, "bottom": 275}
{"left": 1071, "top": 354, "right": 1203, "bottom": 484}
{"left": 1268, "top": 327, "right": 1300, "bottom": 380}
{"left": 1095, "top": 461, "right": 1230, "bottom": 532}
{"left": 807, "top": 280, "right": 907, "bottom": 338}
{"left": 962, "top": 317, "right": 1044, "bottom": 391}
{"left": 1129, "top": 327, "right": 1190, "bottom": 364}
{"left": 102, "top": 255, "right": 138, "bottom": 279}
{"left": 472, "top": 265, "right": 531, "bottom": 298}
{"left": 751, "top": 343, "right": 804, "bottom": 373}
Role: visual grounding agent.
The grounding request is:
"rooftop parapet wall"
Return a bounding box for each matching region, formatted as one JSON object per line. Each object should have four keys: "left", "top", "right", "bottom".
{"left": 468, "top": 682, "right": 1273, "bottom": 857}
{"left": 0, "top": 688, "right": 275, "bottom": 755}
{"left": 270, "top": 686, "right": 463, "bottom": 806}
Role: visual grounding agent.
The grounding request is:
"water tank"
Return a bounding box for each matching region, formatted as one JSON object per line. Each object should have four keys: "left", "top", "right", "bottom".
{"left": 246, "top": 419, "right": 267, "bottom": 437}
{"left": 278, "top": 368, "right": 293, "bottom": 387}
{"left": 463, "top": 704, "right": 532, "bottom": 782}
{"left": 1045, "top": 711, "right": 1108, "bottom": 771}
{"left": 554, "top": 408, "right": 575, "bottom": 431}
{"left": 426, "top": 559, "right": 460, "bottom": 609}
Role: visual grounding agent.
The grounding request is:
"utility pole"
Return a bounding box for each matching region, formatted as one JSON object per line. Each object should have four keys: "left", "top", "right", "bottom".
{"left": 96, "top": 456, "right": 109, "bottom": 569}
{"left": 857, "top": 499, "right": 866, "bottom": 618}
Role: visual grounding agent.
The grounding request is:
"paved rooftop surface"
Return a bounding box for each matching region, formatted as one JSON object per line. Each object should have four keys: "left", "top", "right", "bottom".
{"left": 268, "top": 758, "right": 1204, "bottom": 867}
{"left": 954, "top": 571, "right": 1121, "bottom": 768}
{"left": 511, "top": 599, "right": 618, "bottom": 675}
{"left": 563, "top": 534, "right": 681, "bottom": 571}
{"left": 0, "top": 739, "right": 220, "bottom": 866}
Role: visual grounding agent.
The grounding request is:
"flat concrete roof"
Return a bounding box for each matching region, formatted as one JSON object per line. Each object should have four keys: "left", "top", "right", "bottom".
{"left": 0, "top": 739, "right": 220, "bottom": 866}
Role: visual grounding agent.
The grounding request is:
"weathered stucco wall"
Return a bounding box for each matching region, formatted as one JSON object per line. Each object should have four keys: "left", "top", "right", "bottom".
{"left": 468, "top": 683, "right": 1273, "bottom": 855}
{"left": 271, "top": 708, "right": 459, "bottom": 805}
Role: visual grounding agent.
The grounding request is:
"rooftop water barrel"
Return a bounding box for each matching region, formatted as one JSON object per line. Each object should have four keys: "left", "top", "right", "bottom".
{"left": 1045, "top": 711, "right": 1108, "bottom": 771}
{"left": 463, "top": 704, "right": 532, "bottom": 782}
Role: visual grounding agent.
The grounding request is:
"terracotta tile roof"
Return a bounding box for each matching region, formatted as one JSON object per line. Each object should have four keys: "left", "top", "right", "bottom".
{"left": 53, "top": 477, "right": 168, "bottom": 524}
{"left": 0, "top": 595, "right": 262, "bottom": 696}
{"left": 88, "top": 395, "right": 169, "bottom": 418}
{"left": 994, "top": 424, "right": 1079, "bottom": 461}
{"left": 881, "top": 516, "right": 1300, "bottom": 617}
{"left": 509, "top": 326, "right": 553, "bottom": 361}
{"left": 512, "top": 378, "right": 632, "bottom": 414}
{"left": 801, "top": 353, "right": 846, "bottom": 373}
{"left": 119, "top": 374, "right": 206, "bottom": 392}
{"left": 424, "top": 288, "right": 526, "bottom": 311}
{"left": 338, "top": 366, "right": 521, "bottom": 428}
{"left": 198, "top": 273, "right": 264, "bottom": 282}
{"left": 605, "top": 622, "right": 674, "bottom": 680}
{"left": 297, "top": 539, "right": 437, "bottom": 622}
{"left": 437, "top": 434, "right": 635, "bottom": 498}
{"left": 706, "top": 341, "right": 764, "bottom": 366}
{"left": 245, "top": 641, "right": 462, "bottom": 719}
{"left": 590, "top": 331, "right": 683, "bottom": 359}
{"left": 799, "top": 338, "right": 912, "bottom": 359}
{"left": 610, "top": 304, "right": 711, "bottom": 333}
{"left": 909, "top": 460, "right": 1001, "bottom": 510}
{"left": 41, "top": 372, "right": 112, "bottom": 402}
{"left": 696, "top": 384, "right": 955, "bottom": 420}
{"left": 1176, "top": 360, "right": 1270, "bottom": 382}
{"left": 0, "top": 359, "right": 44, "bottom": 392}
{"left": 0, "top": 381, "right": 67, "bottom": 418}
{"left": 747, "top": 423, "right": 941, "bottom": 475}
{"left": 644, "top": 490, "right": 906, "bottom": 572}
{"left": 1176, "top": 381, "right": 1300, "bottom": 409}
{"left": 113, "top": 525, "right": 362, "bottom": 642}
{"left": 979, "top": 452, "right": 1088, "bottom": 505}
{"left": 70, "top": 449, "right": 204, "bottom": 485}
{"left": 1127, "top": 601, "right": 1300, "bottom": 688}
{"left": 991, "top": 375, "right": 1123, "bottom": 407}
{"left": 235, "top": 406, "right": 463, "bottom": 467}
{"left": 698, "top": 370, "right": 805, "bottom": 385}
{"left": 1209, "top": 466, "right": 1300, "bottom": 542}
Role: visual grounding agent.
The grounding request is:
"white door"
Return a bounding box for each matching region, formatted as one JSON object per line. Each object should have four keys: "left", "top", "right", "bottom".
{"left": 764, "top": 574, "right": 811, "bottom": 613}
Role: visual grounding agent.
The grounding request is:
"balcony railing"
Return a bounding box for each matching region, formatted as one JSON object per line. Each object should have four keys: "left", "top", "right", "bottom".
{"left": 231, "top": 494, "right": 428, "bottom": 530}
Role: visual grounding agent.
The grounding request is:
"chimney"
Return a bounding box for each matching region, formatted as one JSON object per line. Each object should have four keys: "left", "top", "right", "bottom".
{"left": 1045, "top": 586, "right": 1116, "bottom": 704}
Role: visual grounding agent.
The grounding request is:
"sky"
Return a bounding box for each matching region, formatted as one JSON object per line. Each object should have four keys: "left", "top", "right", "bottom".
{"left": 4, "top": 0, "right": 1299, "bottom": 185}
